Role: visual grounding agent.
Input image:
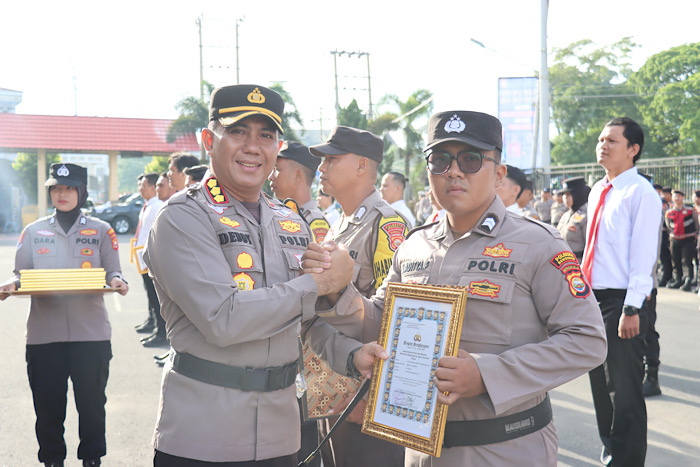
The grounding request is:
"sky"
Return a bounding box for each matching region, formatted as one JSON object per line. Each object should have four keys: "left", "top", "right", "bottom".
{"left": 2, "top": 0, "right": 698, "bottom": 142}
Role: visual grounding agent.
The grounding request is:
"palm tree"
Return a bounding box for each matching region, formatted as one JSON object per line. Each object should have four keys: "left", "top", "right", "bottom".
{"left": 372, "top": 90, "right": 433, "bottom": 177}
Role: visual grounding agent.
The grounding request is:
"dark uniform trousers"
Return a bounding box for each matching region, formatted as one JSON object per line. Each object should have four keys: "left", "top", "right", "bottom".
{"left": 645, "top": 288, "right": 660, "bottom": 368}
{"left": 142, "top": 272, "right": 166, "bottom": 337}
{"left": 320, "top": 420, "right": 404, "bottom": 467}
{"left": 154, "top": 451, "right": 297, "bottom": 466}
{"left": 670, "top": 236, "right": 696, "bottom": 282}
{"left": 26, "top": 341, "right": 112, "bottom": 463}
{"left": 589, "top": 289, "right": 648, "bottom": 467}
{"left": 658, "top": 230, "right": 672, "bottom": 282}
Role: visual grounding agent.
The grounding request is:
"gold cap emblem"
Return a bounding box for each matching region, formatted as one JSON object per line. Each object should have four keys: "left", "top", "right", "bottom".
{"left": 247, "top": 88, "right": 266, "bottom": 104}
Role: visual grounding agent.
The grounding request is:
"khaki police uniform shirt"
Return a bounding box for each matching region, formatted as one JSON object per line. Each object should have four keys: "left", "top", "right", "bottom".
{"left": 300, "top": 199, "right": 331, "bottom": 242}
{"left": 313, "top": 189, "right": 409, "bottom": 345}
{"left": 556, "top": 203, "right": 588, "bottom": 258}
{"left": 143, "top": 177, "right": 320, "bottom": 462}
{"left": 14, "top": 215, "right": 121, "bottom": 345}
{"left": 550, "top": 202, "right": 568, "bottom": 226}
{"left": 321, "top": 196, "right": 606, "bottom": 466}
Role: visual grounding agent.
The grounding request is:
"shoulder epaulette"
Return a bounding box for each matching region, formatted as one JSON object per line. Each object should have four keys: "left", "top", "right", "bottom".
{"left": 406, "top": 220, "right": 439, "bottom": 240}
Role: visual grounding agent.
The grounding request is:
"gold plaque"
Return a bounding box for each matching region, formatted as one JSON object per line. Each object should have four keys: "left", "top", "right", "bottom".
{"left": 361, "top": 282, "right": 467, "bottom": 457}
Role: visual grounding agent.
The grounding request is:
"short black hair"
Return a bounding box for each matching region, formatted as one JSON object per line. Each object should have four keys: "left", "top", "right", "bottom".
{"left": 605, "top": 117, "right": 644, "bottom": 164}
{"left": 138, "top": 172, "right": 159, "bottom": 187}
{"left": 388, "top": 171, "right": 407, "bottom": 189}
{"left": 662, "top": 186, "right": 672, "bottom": 194}
{"left": 168, "top": 152, "right": 200, "bottom": 172}
{"left": 183, "top": 164, "right": 208, "bottom": 183}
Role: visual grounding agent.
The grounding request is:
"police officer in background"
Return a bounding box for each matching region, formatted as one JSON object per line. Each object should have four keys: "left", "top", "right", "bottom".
{"left": 556, "top": 177, "right": 591, "bottom": 262}
{"left": 534, "top": 187, "right": 553, "bottom": 223}
{"left": 550, "top": 189, "right": 568, "bottom": 227}
{"left": 665, "top": 189, "right": 699, "bottom": 291}
{"left": 1, "top": 163, "right": 128, "bottom": 467}
{"left": 269, "top": 141, "right": 330, "bottom": 242}
{"left": 143, "top": 84, "right": 380, "bottom": 466}
{"left": 307, "top": 126, "right": 409, "bottom": 467}
{"left": 303, "top": 110, "right": 606, "bottom": 466}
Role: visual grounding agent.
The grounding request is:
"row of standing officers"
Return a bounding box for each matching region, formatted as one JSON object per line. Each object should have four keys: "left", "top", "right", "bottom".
{"left": 5, "top": 82, "right": 665, "bottom": 467}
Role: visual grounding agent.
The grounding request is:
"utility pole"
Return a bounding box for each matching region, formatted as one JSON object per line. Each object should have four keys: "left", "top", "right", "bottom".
{"left": 330, "top": 50, "right": 373, "bottom": 121}
{"left": 540, "top": 0, "right": 551, "bottom": 172}
{"left": 197, "top": 15, "right": 204, "bottom": 100}
{"left": 235, "top": 18, "right": 244, "bottom": 84}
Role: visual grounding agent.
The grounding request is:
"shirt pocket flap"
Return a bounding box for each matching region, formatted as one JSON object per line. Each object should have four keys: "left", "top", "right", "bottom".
{"left": 224, "top": 247, "right": 263, "bottom": 273}
{"left": 284, "top": 249, "right": 304, "bottom": 271}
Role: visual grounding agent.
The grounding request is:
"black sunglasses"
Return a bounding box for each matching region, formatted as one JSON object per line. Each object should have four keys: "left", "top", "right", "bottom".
{"left": 425, "top": 149, "right": 499, "bottom": 175}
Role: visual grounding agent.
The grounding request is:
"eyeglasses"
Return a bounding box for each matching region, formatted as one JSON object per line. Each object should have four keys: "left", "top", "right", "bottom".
{"left": 425, "top": 150, "right": 499, "bottom": 175}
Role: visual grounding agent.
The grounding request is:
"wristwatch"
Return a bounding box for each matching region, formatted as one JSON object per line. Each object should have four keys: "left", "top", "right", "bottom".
{"left": 622, "top": 305, "right": 640, "bottom": 316}
{"left": 346, "top": 347, "right": 363, "bottom": 381}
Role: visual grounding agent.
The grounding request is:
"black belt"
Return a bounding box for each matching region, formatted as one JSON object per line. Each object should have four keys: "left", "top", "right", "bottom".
{"left": 171, "top": 352, "right": 297, "bottom": 392}
{"left": 442, "top": 395, "right": 552, "bottom": 447}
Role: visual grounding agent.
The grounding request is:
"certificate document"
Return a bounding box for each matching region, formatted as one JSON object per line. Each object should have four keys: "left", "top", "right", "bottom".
{"left": 362, "top": 283, "right": 467, "bottom": 457}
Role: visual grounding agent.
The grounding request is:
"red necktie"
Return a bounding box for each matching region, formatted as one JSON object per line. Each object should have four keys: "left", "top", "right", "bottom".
{"left": 581, "top": 183, "right": 613, "bottom": 283}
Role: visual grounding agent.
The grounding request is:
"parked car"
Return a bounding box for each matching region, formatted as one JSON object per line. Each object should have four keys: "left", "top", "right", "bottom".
{"left": 89, "top": 192, "right": 143, "bottom": 234}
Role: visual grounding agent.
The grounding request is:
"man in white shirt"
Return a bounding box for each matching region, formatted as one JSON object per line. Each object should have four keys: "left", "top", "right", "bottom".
{"left": 583, "top": 117, "right": 661, "bottom": 466}
{"left": 133, "top": 173, "right": 166, "bottom": 347}
{"left": 496, "top": 164, "right": 527, "bottom": 214}
{"left": 316, "top": 188, "right": 341, "bottom": 226}
{"left": 380, "top": 171, "right": 416, "bottom": 228}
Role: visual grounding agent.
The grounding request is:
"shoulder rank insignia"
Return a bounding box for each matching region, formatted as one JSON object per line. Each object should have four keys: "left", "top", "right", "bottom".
{"left": 483, "top": 243, "right": 512, "bottom": 258}
{"left": 479, "top": 214, "right": 499, "bottom": 234}
{"left": 205, "top": 177, "right": 228, "bottom": 204}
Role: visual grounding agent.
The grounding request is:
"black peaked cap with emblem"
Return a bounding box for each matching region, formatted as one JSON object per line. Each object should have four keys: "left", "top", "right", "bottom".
{"left": 309, "top": 126, "right": 384, "bottom": 163}
{"left": 424, "top": 111, "right": 503, "bottom": 153}
{"left": 209, "top": 84, "right": 285, "bottom": 134}
{"left": 45, "top": 163, "right": 88, "bottom": 187}
{"left": 278, "top": 141, "right": 321, "bottom": 172}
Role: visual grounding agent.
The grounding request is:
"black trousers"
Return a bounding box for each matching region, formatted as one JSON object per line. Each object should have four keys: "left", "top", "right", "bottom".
{"left": 318, "top": 417, "right": 404, "bottom": 467}
{"left": 26, "top": 341, "right": 112, "bottom": 463}
{"left": 589, "top": 290, "right": 648, "bottom": 467}
{"left": 669, "top": 236, "right": 696, "bottom": 281}
{"left": 142, "top": 273, "right": 166, "bottom": 337}
{"left": 154, "top": 451, "right": 297, "bottom": 466}
{"left": 645, "top": 288, "right": 660, "bottom": 367}
{"left": 658, "top": 230, "right": 672, "bottom": 281}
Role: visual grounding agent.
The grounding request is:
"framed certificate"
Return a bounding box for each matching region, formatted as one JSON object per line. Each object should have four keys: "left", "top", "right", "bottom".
{"left": 361, "top": 282, "right": 467, "bottom": 457}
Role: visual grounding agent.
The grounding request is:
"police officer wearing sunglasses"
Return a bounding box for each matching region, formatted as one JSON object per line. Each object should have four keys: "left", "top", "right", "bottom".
{"left": 304, "top": 110, "right": 606, "bottom": 466}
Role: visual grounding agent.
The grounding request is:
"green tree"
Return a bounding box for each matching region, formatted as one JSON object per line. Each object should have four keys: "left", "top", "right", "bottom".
{"left": 372, "top": 90, "right": 433, "bottom": 198}
{"left": 143, "top": 156, "right": 169, "bottom": 175}
{"left": 270, "top": 82, "right": 304, "bottom": 141}
{"left": 628, "top": 42, "right": 700, "bottom": 156}
{"left": 12, "top": 153, "right": 62, "bottom": 203}
{"left": 337, "top": 99, "right": 368, "bottom": 129}
{"left": 167, "top": 81, "right": 214, "bottom": 144}
{"left": 549, "top": 38, "right": 642, "bottom": 165}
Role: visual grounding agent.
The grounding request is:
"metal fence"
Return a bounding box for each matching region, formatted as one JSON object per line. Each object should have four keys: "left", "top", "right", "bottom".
{"left": 530, "top": 155, "right": 700, "bottom": 195}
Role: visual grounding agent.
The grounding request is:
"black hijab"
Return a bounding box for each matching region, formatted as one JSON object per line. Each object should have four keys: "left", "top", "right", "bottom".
{"left": 52, "top": 184, "right": 89, "bottom": 233}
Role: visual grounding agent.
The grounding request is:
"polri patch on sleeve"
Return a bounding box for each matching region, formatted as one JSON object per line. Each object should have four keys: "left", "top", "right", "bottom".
{"left": 549, "top": 251, "right": 590, "bottom": 298}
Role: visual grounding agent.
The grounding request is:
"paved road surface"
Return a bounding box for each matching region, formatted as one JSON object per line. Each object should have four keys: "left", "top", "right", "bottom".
{"left": 0, "top": 234, "right": 698, "bottom": 466}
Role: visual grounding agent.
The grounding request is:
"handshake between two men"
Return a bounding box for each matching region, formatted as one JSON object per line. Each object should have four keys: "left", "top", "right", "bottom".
{"left": 301, "top": 240, "right": 388, "bottom": 380}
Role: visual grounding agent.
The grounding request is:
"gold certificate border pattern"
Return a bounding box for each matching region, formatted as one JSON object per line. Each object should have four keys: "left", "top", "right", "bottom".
{"left": 361, "top": 282, "right": 467, "bottom": 457}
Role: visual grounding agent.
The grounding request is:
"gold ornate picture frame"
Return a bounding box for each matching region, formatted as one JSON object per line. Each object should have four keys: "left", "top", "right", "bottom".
{"left": 361, "top": 282, "right": 467, "bottom": 457}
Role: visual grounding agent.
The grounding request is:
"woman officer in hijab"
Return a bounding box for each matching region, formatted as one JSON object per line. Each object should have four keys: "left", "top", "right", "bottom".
{"left": 0, "top": 163, "right": 128, "bottom": 467}
{"left": 556, "top": 176, "right": 591, "bottom": 262}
